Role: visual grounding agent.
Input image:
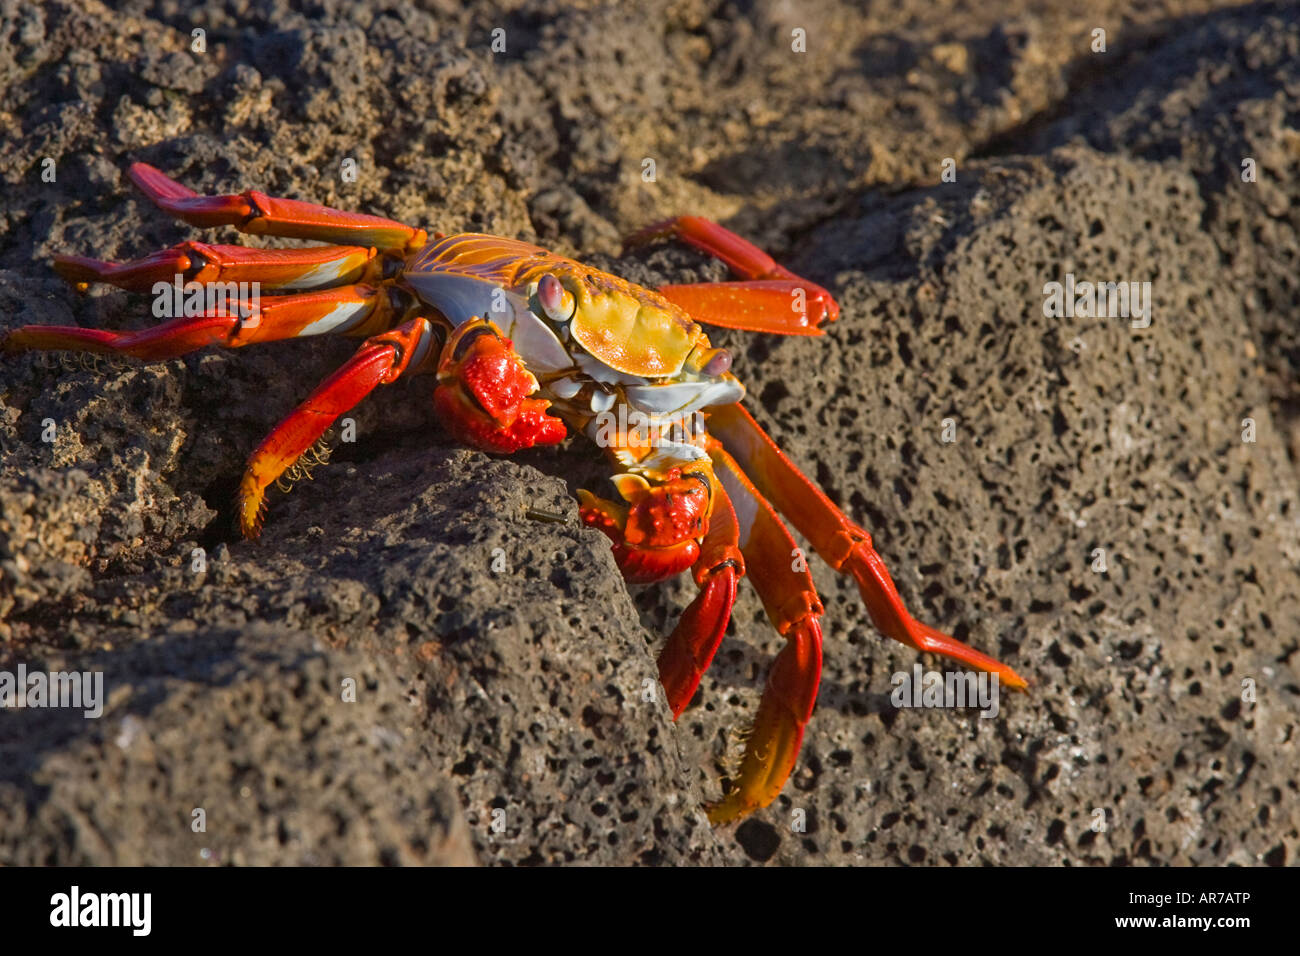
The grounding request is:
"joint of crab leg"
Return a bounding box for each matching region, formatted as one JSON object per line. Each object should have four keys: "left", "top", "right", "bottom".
{"left": 2, "top": 315, "right": 239, "bottom": 360}
{"left": 53, "top": 242, "right": 378, "bottom": 294}
{"left": 703, "top": 438, "right": 830, "bottom": 822}
{"left": 3, "top": 285, "right": 391, "bottom": 363}
{"left": 709, "top": 403, "right": 1026, "bottom": 691}
{"left": 656, "top": 481, "right": 744, "bottom": 717}
{"left": 707, "top": 614, "right": 823, "bottom": 826}
{"left": 625, "top": 215, "right": 786, "bottom": 278}
{"left": 624, "top": 216, "right": 840, "bottom": 329}
{"left": 127, "top": 162, "right": 254, "bottom": 227}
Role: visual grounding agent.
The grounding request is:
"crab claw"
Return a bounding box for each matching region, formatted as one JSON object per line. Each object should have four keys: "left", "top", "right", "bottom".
{"left": 578, "top": 467, "right": 711, "bottom": 584}
{"left": 433, "top": 318, "right": 566, "bottom": 453}
{"left": 843, "top": 540, "right": 1029, "bottom": 691}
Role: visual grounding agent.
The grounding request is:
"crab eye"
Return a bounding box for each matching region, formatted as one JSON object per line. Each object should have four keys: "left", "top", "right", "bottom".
{"left": 537, "top": 274, "right": 576, "bottom": 323}
{"left": 702, "top": 349, "right": 732, "bottom": 376}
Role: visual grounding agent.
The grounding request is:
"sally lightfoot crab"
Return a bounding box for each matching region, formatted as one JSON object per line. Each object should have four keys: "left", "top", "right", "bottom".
{"left": 3, "top": 165, "right": 1027, "bottom": 823}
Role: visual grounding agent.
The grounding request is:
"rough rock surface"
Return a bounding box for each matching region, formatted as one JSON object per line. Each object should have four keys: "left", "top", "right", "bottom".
{"left": 1, "top": 0, "right": 1296, "bottom": 865}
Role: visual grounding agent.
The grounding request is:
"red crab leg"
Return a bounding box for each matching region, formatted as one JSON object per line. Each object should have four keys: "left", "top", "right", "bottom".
{"left": 2, "top": 286, "right": 393, "bottom": 361}
{"left": 128, "top": 163, "right": 427, "bottom": 254}
{"left": 657, "top": 479, "right": 744, "bottom": 718}
{"left": 705, "top": 438, "right": 824, "bottom": 825}
{"left": 54, "top": 242, "right": 379, "bottom": 293}
{"left": 625, "top": 216, "right": 839, "bottom": 332}
{"left": 709, "top": 403, "right": 1028, "bottom": 690}
{"left": 238, "top": 317, "right": 436, "bottom": 538}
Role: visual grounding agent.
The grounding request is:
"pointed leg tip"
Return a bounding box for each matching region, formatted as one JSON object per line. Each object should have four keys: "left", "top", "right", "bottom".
{"left": 703, "top": 794, "right": 750, "bottom": 827}
{"left": 236, "top": 484, "right": 268, "bottom": 540}
{"left": 128, "top": 161, "right": 176, "bottom": 186}
{"left": 1001, "top": 668, "right": 1030, "bottom": 692}
{"left": 127, "top": 161, "right": 165, "bottom": 189}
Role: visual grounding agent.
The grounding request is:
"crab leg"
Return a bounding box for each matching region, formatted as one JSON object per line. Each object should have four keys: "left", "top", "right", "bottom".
{"left": 2, "top": 285, "right": 394, "bottom": 361}
{"left": 54, "top": 241, "right": 379, "bottom": 294}
{"left": 238, "top": 317, "right": 436, "bottom": 537}
{"left": 705, "top": 439, "right": 824, "bottom": 825}
{"left": 128, "top": 163, "right": 426, "bottom": 254}
{"left": 657, "top": 479, "right": 744, "bottom": 718}
{"left": 709, "top": 403, "right": 1028, "bottom": 689}
{"left": 625, "top": 216, "right": 839, "bottom": 333}
{"left": 574, "top": 418, "right": 743, "bottom": 715}
{"left": 656, "top": 280, "right": 833, "bottom": 336}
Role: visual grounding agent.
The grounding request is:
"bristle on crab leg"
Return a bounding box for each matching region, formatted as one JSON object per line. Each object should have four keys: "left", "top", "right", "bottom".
{"left": 708, "top": 403, "right": 1028, "bottom": 690}
{"left": 705, "top": 439, "right": 824, "bottom": 825}
{"left": 237, "top": 317, "right": 436, "bottom": 538}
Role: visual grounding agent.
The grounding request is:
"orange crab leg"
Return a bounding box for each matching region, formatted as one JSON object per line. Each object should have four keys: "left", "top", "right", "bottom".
{"left": 238, "top": 317, "right": 436, "bottom": 537}
{"left": 709, "top": 403, "right": 1028, "bottom": 690}
{"left": 625, "top": 216, "right": 839, "bottom": 332}
{"left": 657, "top": 479, "right": 744, "bottom": 718}
{"left": 705, "top": 439, "right": 824, "bottom": 825}
{"left": 53, "top": 241, "right": 379, "bottom": 294}
{"left": 128, "top": 163, "right": 427, "bottom": 254}
{"left": 2, "top": 286, "right": 392, "bottom": 361}
{"left": 654, "top": 280, "right": 830, "bottom": 336}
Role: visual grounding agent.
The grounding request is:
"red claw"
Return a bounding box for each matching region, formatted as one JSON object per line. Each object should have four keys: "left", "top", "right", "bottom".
{"left": 578, "top": 467, "right": 712, "bottom": 584}
{"left": 434, "top": 319, "right": 567, "bottom": 454}
{"left": 578, "top": 492, "right": 702, "bottom": 583}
